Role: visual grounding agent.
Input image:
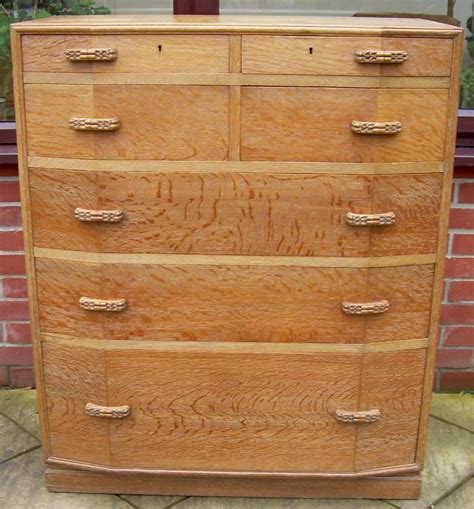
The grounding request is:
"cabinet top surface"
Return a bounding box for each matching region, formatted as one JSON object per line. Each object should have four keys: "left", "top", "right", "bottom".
{"left": 13, "top": 15, "right": 462, "bottom": 36}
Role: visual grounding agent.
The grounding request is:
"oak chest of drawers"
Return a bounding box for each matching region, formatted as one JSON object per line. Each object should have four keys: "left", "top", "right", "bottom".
{"left": 12, "top": 15, "right": 463, "bottom": 499}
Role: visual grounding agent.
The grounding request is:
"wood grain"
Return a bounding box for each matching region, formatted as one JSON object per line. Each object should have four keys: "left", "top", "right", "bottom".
{"left": 25, "top": 84, "right": 229, "bottom": 160}
{"left": 45, "top": 468, "right": 422, "bottom": 499}
{"left": 241, "top": 87, "right": 449, "bottom": 162}
{"left": 355, "top": 349, "right": 426, "bottom": 470}
{"left": 22, "top": 34, "right": 230, "bottom": 73}
{"left": 35, "top": 258, "right": 433, "bottom": 343}
{"left": 242, "top": 36, "right": 452, "bottom": 77}
{"left": 29, "top": 169, "right": 441, "bottom": 257}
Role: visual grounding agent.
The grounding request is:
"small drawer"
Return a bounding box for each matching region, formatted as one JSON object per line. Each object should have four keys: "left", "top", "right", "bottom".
{"left": 36, "top": 258, "right": 434, "bottom": 343}
{"left": 24, "top": 84, "right": 229, "bottom": 160}
{"left": 242, "top": 36, "right": 452, "bottom": 77}
{"left": 30, "top": 169, "right": 442, "bottom": 258}
{"left": 22, "top": 34, "right": 230, "bottom": 73}
{"left": 241, "top": 87, "right": 449, "bottom": 163}
{"left": 43, "top": 337, "right": 425, "bottom": 474}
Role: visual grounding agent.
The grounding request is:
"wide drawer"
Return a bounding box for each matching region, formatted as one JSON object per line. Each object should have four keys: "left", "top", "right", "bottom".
{"left": 36, "top": 258, "right": 434, "bottom": 343}
{"left": 24, "top": 84, "right": 229, "bottom": 160}
{"left": 242, "top": 36, "right": 453, "bottom": 76}
{"left": 241, "top": 87, "right": 449, "bottom": 162}
{"left": 22, "top": 34, "right": 230, "bottom": 73}
{"left": 43, "top": 337, "right": 425, "bottom": 474}
{"left": 30, "top": 169, "right": 442, "bottom": 257}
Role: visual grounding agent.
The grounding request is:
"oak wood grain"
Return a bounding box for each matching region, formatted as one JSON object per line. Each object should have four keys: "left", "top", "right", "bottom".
{"left": 29, "top": 169, "right": 441, "bottom": 257}
{"left": 242, "top": 36, "right": 452, "bottom": 77}
{"left": 25, "top": 84, "right": 229, "bottom": 160}
{"left": 35, "top": 258, "right": 433, "bottom": 343}
{"left": 22, "top": 34, "right": 230, "bottom": 74}
{"left": 241, "top": 87, "right": 449, "bottom": 162}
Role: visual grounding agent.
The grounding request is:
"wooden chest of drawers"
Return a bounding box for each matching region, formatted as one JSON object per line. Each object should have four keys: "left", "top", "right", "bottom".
{"left": 12, "top": 15, "right": 463, "bottom": 499}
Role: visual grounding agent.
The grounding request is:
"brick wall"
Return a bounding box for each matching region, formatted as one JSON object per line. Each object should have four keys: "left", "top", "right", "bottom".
{"left": 0, "top": 165, "right": 34, "bottom": 388}
{"left": 437, "top": 167, "right": 474, "bottom": 391}
{"left": 0, "top": 164, "right": 473, "bottom": 390}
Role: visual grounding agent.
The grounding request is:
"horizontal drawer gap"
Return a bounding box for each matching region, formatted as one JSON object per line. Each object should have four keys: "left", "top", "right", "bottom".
{"left": 42, "top": 333, "right": 428, "bottom": 354}
{"left": 28, "top": 157, "right": 444, "bottom": 175}
{"left": 22, "top": 72, "right": 451, "bottom": 89}
{"left": 34, "top": 248, "right": 437, "bottom": 268}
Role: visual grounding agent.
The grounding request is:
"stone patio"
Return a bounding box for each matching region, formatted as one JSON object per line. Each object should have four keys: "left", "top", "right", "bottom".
{"left": 0, "top": 390, "right": 472, "bottom": 509}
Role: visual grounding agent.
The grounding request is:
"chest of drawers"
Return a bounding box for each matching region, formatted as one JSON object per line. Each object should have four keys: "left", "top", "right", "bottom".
{"left": 12, "top": 15, "right": 463, "bottom": 499}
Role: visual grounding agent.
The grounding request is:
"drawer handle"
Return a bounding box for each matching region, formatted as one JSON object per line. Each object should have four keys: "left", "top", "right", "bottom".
{"left": 69, "top": 117, "right": 120, "bottom": 131}
{"left": 346, "top": 212, "right": 396, "bottom": 226}
{"left": 65, "top": 48, "right": 117, "bottom": 61}
{"left": 79, "top": 297, "right": 127, "bottom": 312}
{"left": 342, "top": 300, "right": 389, "bottom": 315}
{"left": 351, "top": 121, "right": 402, "bottom": 135}
{"left": 74, "top": 207, "right": 124, "bottom": 223}
{"left": 85, "top": 403, "right": 130, "bottom": 419}
{"left": 335, "top": 409, "right": 381, "bottom": 423}
{"left": 355, "top": 50, "right": 407, "bottom": 64}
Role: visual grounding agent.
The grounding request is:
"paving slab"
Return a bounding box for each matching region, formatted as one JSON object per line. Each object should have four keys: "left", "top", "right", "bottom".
{"left": 0, "top": 449, "right": 133, "bottom": 509}
{"left": 0, "top": 414, "right": 39, "bottom": 463}
{"left": 174, "top": 497, "right": 393, "bottom": 508}
{"left": 435, "top": 477, "right": 474, "bottom": 508}
{"left": 388, "top": 418, "right": 474, "bottom": 509}
{"left": 430, "top": 393, "right": 474, "bottom": 433}
{"left": 0, "top": 389, "right": 40, "bottom": 438}
{"left": 121, "top": 494, "right": 187, "bottom": 508}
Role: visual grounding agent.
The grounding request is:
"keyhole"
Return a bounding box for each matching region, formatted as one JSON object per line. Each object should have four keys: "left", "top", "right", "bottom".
{"left": 309, "top": 47, "right": 313, "bottom": 55}
{"left": 158, "top": 45, "right": 162, "bottom": 52}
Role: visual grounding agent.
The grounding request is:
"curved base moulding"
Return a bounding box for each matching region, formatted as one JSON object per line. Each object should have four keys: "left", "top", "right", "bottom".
{"left": 45, "top": 467, "right": 422, "bottom": 500}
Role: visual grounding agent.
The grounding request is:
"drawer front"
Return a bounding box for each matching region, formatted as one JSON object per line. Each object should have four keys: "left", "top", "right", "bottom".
{"left": 242, "top": 36, "right": 452, "bottom": 77}
{"left": 30, "top": 169, "right": 441, "bottom": 257}
{"left": 24, "top": 84, "right": 229, "bottom": 160}
{"left": 42, "top": 339, "right": 424, "bottom": 473}
{"left": 22, "top": 34, "right": 230, "bottom": 73}
{"left": 36, "top": 259, "right": 434, "bottom": 343}
{"left": 241, "top": 87, "right": 449, "bottom": 162}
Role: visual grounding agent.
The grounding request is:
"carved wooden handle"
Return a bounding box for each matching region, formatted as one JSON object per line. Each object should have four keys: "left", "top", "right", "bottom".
{"left": 65, "top": 48, "right": 117, "bottom": 61}
{"left": 79, "top": 297, "right": 127, "bottom": 312}
{"left": 69, "top": 118, "right": 120, "bottom": 131}
{"left": 355, "top": 50, "right": 407, "bottom": 64}
{"left": 351, "top": 121, "right": 402, "bottom": 135}
{"left": 335, "top": 409, "right": 381, "bottom": 423}
{"left": 74, "top": 207, "right": 124, "bottom": 223}
{"left": 342, "top": 300, "right": 389, "bottom": 315}
{"left": 85, "top": 403, "right": 130, "bottom": 419}
{"left": 346, "top": 212, "right": 396, "bottom": 226}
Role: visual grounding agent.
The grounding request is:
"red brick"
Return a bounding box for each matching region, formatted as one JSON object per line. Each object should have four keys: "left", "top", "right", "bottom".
{"left": 0, "top": 181, "right": 20, "bottom": 202}
{"left": 449, "top": 281, "right": 474, "bottom": 302}
{"left": 0, "top": 301, "right": 30, "bottom": 321}
{"left": 10, "top": 367, "right": 35, "bottom": 388}
{"left": 0, "top": 366, "right": 9, "bottom": 386}
{"left": 459, "top": 182, "right": 474, "bottom": 204}
{"left": 445, "top": 258, "right": 474, "bottom": 278}
{"left": 0, "top": 206, "right": 22, "bottom": 226}
{"left": 441, "top": 304, "right": 474, "bottom": 325}
{"left": 0, "top": 346, "right": 33, "bottom": 365}
{"left": 6, "top": 323, "right": 32, "bottom": 344}
{"left": 449, "top": 209, "right": 474, "bottom": 229}
{"left": 435, "top": 348, "right": 473, "bottom": 368}
{"left": 0, "top": 255, "right": 26, "bottom": 275}
{"left": 439, "top": 370, "right": 474, "bottom": 390}
{"left": 0, "top": 231, "right": 24, "bottom": 251}
{"left": 2, "top": 278, "right": 28, "bottom": 298}
{"left": 444, "top": 326, "right": 474, "bottom": 346}
{"left": 452, "top": 234, "right": 474, "bottom": 255}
